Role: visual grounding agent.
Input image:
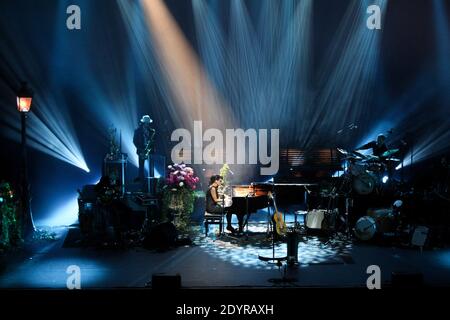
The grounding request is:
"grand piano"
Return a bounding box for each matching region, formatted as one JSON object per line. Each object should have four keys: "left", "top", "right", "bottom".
{"left": 225, "top": 182, "right": 317, "bottom": 222}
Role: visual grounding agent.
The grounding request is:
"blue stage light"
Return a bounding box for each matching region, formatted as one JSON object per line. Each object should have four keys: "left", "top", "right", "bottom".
{"left": 312, "top": 0, "right": 387, "bottom": 148}
{"left": 36, "top": 196, "right": 79, "bottom": 227}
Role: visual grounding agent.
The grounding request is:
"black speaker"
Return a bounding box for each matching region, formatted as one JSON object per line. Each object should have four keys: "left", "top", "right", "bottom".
{"left": 151, "top": 274, "right": 181, "bottom": 289}
{"left": 391, "top": 272, "right": 424, "bottom": 288}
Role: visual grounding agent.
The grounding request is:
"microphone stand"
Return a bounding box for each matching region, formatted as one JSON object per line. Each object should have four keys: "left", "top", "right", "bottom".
{"left": 258, "top": 189, "right": 287, "bottom": 266}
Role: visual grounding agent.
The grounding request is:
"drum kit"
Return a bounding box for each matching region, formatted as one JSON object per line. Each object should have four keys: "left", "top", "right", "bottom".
{"left": 335, "top": 147, "right": 404, "bottom": 241}
{"left": 337, "top": 148, "right": 401, "bottom": 195}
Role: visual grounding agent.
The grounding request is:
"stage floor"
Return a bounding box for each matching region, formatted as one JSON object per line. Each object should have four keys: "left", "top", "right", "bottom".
{"left": 1, "top": 220, "right": 450, "bottom": 289}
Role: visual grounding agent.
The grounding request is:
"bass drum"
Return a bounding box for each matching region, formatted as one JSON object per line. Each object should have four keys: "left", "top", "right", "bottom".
{"left": 353, "top": 172, "right": 376, "bottom": 195}
{"left": 354, "top": 209, "right": 396, "bottom": 241}
{"left": 354, "top": 216, "right": 377, "bottom": 240}
{"left": 367, "top": 208, "right": 396, "bottom": 233}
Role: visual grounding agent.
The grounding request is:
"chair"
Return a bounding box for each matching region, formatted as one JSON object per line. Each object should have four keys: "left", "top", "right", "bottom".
{"left": 204, "top": 212, "right": 223, "bottom": 236}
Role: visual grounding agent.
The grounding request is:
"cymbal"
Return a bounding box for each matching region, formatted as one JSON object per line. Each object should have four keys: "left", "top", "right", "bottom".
{"left": 367, "top": 154, "right": 379, "bottom": 160}
{"left": 381, "top": 149, "right": 399, "bottom": 158}
{"left": 352, "top": 150, "right": 368, "bottom": 159}
{"left": 337, "top": 148, "right": 349, "bottom": 155}
{"left": 361, "top": 154, "right": 380, "bottom": 162}
{"left": 384, "top": 158, "right": 401, "bottom": 162}
{"left": 342, "top": 155, "right": 362, "bottom": 161}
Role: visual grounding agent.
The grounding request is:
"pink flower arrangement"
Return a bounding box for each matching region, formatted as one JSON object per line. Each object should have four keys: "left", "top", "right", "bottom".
{"left": 166, "top": 163, "right": 200, "bottom": 190}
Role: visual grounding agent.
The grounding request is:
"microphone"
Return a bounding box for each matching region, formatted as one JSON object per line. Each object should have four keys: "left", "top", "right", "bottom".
{"left": 228, "top": 169, "right": 234, "bottom": 175}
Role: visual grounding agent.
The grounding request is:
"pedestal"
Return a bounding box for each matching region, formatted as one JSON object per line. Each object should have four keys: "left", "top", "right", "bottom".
{"left": 104, "top": 154, "right": 127, "bottom": 195}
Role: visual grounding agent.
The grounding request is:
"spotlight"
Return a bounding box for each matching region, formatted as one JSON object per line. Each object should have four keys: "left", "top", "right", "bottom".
{"left": 382, "top": 175, "right": 389, "bottom": 184}
{"left": 37, "top": 196, "right": 79, "bottom": 227}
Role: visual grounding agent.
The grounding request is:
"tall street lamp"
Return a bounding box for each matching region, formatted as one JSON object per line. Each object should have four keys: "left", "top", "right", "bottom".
{"left": 17, "top": 82, "right": 35, "bottom": 237}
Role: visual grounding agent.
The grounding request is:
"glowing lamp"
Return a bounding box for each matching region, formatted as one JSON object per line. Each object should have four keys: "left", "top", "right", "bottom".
{"left": 17, "top": 82, "right": 33, "bottom": 113}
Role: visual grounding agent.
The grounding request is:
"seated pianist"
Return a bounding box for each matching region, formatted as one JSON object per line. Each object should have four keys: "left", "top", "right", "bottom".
{"left": 206, "top": 175, "right": 243, "bottom": 234}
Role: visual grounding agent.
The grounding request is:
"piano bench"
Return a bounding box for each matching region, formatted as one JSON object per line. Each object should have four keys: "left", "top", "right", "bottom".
{"left": 204, "top": 212, "right": 223, "bottom": 236}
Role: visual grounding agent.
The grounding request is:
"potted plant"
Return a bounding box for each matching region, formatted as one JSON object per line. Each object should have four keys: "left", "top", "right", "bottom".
{"left": 162, "top": 163, "right": 200, "bottom": 232}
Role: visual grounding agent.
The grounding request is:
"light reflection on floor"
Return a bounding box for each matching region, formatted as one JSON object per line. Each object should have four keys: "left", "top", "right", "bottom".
{"left": 195, "top": 225, "right": 353, "bottom": 270}
{"left": 0, "top": 257, "right": 109, "bottom": 288}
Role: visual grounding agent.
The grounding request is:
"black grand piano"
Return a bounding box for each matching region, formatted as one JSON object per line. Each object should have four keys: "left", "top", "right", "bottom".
{"left": 225, "top": 183, "right": 317, "bottom": 223}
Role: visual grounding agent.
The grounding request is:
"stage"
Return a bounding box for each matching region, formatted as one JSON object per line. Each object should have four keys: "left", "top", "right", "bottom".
{"left": 1, "top": 213, "right": 449, "bottom": 289}
{"left": 1, "top": 2, "right": 450, "bottom": 311}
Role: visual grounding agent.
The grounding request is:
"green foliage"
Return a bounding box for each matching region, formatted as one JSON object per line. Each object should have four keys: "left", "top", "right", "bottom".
{"left": 161, "top": 186, "right": 195, "bottom": 233}
{"left": 219, "top": 163, "right": 231, "bottom": 186}
{"left": 0, "top": 182, "right": 22, "bottom": 249}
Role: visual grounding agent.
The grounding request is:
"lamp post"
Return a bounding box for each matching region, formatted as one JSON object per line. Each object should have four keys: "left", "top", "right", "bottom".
{"left": 17, "top": 82, "right": 35, "bottom": 237}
